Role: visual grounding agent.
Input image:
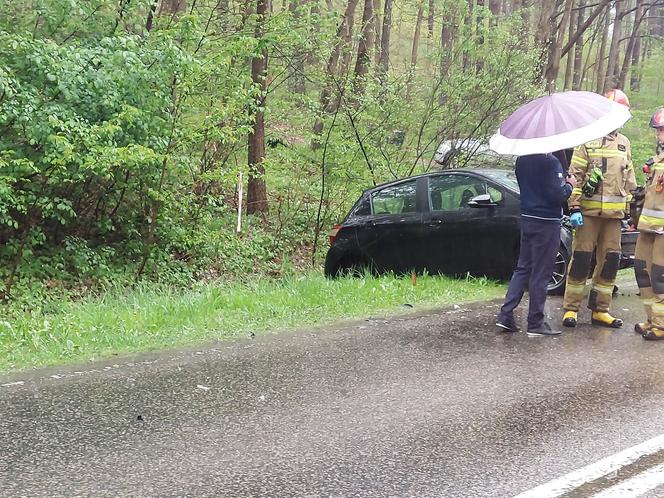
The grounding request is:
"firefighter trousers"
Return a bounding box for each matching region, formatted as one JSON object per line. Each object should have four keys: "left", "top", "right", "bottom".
{"left": 563, "top": 216, "right": 622, "bottom": 312}
{"left": 634, "top": 232, "right": 664, "bottom": 331}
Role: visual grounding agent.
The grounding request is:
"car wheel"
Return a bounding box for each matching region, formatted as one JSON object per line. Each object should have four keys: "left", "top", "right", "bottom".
{"left": 547, "top": 245, "right": 569, "bottom": 296}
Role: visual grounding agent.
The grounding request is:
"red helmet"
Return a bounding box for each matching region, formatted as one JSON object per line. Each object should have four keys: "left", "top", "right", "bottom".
{"left": 650, "top": 107, "right": 664, "bottom": 129}
{"left": 604, "top": 89, "right": 630, "bottom": 109}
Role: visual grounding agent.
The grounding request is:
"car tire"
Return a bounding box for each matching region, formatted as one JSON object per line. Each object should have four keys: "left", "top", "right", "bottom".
{"left": 547, "top": 245, "right": 569, "bottom": 296}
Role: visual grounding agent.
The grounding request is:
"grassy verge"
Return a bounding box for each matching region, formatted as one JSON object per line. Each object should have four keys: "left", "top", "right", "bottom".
{"left": 0, "top": 273, "right": 504, "bottom": 373}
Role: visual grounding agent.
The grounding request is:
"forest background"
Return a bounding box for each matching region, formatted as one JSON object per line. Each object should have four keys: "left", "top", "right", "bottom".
{"left": 1, "top": 0, "right": 663, "bottom": 370}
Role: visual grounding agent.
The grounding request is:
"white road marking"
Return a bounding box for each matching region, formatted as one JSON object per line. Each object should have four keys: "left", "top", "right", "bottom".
{"left": 591, "top": 463, "right": 664, "bottom": 497}
{"left": 513, "top": 432, "right": 664, "bottom": 498}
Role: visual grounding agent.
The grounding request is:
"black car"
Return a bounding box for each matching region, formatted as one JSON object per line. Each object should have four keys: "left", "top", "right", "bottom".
{"left": 324, "top": 168, "right": 638, "bottom": 294}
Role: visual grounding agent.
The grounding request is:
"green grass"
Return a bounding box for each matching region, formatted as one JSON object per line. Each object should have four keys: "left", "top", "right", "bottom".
{"left": 0, "top": 272, "right": 504, "bottom": 373}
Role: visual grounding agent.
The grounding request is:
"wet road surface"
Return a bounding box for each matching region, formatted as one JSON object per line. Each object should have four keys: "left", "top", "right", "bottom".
{"left": 2, "top": 276, "right": 664, "bottom": 497}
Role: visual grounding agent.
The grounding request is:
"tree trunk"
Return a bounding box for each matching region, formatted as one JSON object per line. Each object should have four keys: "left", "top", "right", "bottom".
{"left": 217, "top": 0, "right": 230, "bottom": 30}
{"left": 440, "top": 2, "right": 458, "bottom": 74}
{"left": 644, "top": 10, "right": 655, "bottom": 58}
{"left": 489, "top": 0, "right": 501, "bottom": 15}
{"left": 561, "top": 0, "right": 610, "bottom": 57}
{"left": 563, "top": 0, "right": 577, "bottom": 90}
{"left": 579, "top": 10, "right": 603, "bottom": 88}
{"left": 353, "top": 0, "right": 375, "bottom": 94}
{"left": 519, "top": 0, "right": 531, "bottom": 39}
{"left": 411, "top": 1, "right": 425, "bottom": 66}
{"left": 167, "top": 0, "right": 186, "bottom": 13}
{"left": 340, "top": 2, "right": 359, "bottom": 72}
{"left": 462, "top": 0, "right": 474, "bottom": 70}
{"left": 534, "top": 0, "right": 557, "bottom": 48}
{"left": 475, "top": 0, "right": 486, "bottom": 72}
{"left": 427, "top": 0, "right": 434, "bottom": 37}
{"left": 312, "top": 0, "right": 360, "bottom": 145}
{"left": 218, "top": 0, "right": 229, "bottom": 15}
{"left": 629, "top": 3, "right": 643, "bottom": 91}
{"left": 288, "top": 0, "right": 306, "bottom": 94}
{"left": 334, "top": 0, "right": 360, "bottom": 73}
{"left": 572, "top": 0, "right": 585, "bottom": 90}
{"left": 374, "top": 0, "right": 382, "bottom": 64}
{"left": 544, "top": 0, "right": 574, "bottom": 91}
{"left": 241, "top": 0, "right": 255, "bottom": 28}
{"left": 641, "top": 28, "right": 650, "bottom": 81}
{"left": 308, "top": 0, "right": 321, "bottom": 64}
{"left": 145, "top": 0, "right": 158, "bottom": 31}
{"left": 595, "top": 3, "right": 610, "bottom": 93}
{"left": 378, "top": 0, "right": 393, "bottom": 78}
{"left": 247, "top": 0, "right": 269, "bottom": 214}
{"left": 603, "top": 0, "right": 624, "bottom": 92}
{"left": 618, "top": 0, "right": 644, "bottom": 89}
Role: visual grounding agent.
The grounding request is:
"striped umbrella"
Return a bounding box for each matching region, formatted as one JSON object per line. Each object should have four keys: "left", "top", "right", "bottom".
{"left": 489, "top": 91, "right": 632, "bottom": 156}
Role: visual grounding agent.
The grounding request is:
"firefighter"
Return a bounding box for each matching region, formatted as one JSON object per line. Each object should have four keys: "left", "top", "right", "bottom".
{"left": 635, "top": 107, "right": 664, "bottom": 340}
{"left": 654, "top": 107, "right": 664, "bottom": 155}
{"left": 562, "top": 89, "right": 637, "bottom": 328}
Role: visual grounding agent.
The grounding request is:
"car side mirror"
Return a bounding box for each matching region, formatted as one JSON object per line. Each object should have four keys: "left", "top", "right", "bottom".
{"left": 468, "top": 194, "right": 498, "bottom": 208}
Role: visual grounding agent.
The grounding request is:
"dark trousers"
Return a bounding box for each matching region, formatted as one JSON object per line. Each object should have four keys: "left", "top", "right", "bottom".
{"left": 498, "top": 216, "right": 561, "bottom": 330}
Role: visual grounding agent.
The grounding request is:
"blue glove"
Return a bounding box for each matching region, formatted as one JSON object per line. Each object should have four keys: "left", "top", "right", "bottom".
{"left": 570, "top": 212, "right": 584, "bottom": 227}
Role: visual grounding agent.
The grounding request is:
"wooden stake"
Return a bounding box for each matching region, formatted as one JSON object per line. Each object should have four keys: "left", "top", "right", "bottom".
{"left": 236, "top": 171, "right": 243, "bottom": 234}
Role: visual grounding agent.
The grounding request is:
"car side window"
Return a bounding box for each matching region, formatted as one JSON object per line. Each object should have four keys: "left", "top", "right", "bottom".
{"left": 429, "top": 175, "right": 488, "bottom": 212}
{"left": 352, "top": 196, "right": 371, "bottom": 216}
{"left": 371, "top": 180, "right": 418, "bottom": 215}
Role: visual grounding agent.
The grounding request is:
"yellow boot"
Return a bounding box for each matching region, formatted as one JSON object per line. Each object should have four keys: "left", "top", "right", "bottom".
{"left": 635, "top": 322, "right": 651, "bottom": 335}
{"left": 591, "top": 311, "right": 623, "bottom": 328}
{"left": 643, "top": 328, "right": 664, "bottom": 340}
{"left": 562, "top": 311, "right": 577, "bottom": 328}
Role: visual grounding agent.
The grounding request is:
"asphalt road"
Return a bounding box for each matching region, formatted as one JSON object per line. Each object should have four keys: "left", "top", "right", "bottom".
{"left": 2, "top": 276, "right": 664, "bottom": 497}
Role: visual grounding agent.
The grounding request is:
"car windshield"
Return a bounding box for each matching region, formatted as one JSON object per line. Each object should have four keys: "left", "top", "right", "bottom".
{"left": 481, "top": 170, "right": 519, "bottom": 192}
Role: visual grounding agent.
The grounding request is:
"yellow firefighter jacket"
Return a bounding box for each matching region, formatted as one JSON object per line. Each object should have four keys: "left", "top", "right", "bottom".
{"left": 568, "top": 133, "right": 637, "bottom": 219}
{"left": 638, "top": 152, "right": 664, "bottom": 234}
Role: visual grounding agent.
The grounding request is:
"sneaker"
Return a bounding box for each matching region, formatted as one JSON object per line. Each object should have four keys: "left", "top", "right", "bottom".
{"left": 496, "top": 316, "right": 520, "bottom": 333}
{"left": 527, "top": 322, "right": 562, "bottom": 337}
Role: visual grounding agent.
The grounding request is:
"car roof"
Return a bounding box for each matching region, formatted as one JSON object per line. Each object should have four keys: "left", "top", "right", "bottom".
{"left": 363, "top": 168, "right": 515, "bottom": 194}
{"left": 436, "top": 138, "right": 488, "bottom": 154}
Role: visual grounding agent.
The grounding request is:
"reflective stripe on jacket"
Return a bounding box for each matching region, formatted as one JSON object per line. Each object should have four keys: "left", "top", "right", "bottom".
{"left": 568, "top": 133, "right": 637, "bottom": 218}
{"left": 639, "top": 152, "right": 664, "bottom": 233}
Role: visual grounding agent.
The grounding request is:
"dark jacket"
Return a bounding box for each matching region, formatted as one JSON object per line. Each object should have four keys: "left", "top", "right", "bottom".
{"left": 516, "top": 153, "right": 573, "bottom": 222}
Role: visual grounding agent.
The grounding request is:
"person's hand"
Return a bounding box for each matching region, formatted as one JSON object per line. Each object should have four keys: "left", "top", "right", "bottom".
{"left": 566, "top": 175, "right": 577, "bottom": 188}
{"left": 570, "top": 212, "right": 584, "bottom": 227}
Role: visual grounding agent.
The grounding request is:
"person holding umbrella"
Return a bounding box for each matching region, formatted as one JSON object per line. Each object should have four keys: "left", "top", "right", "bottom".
{"left": 490, "top": 90, "right": 632, "bottom": 336}
{"left": 495, "top": 152, "right": 576, "bottom": 336}
{"left": 561, "top": 89, "right": 636, "bottom": 329}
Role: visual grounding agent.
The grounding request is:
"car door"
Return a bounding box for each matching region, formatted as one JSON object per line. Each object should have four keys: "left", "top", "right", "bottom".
{"left": 362, "top": 178, "right": 424, "bottom": 274}
{"left": 422, "top": 173, "right": 518, "bottom": 277}
{"left": 422, "top": 173, "right": 482, "bottom": 275}
{"left": 473, "top": 181, "right": 521, "bottom": 277}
